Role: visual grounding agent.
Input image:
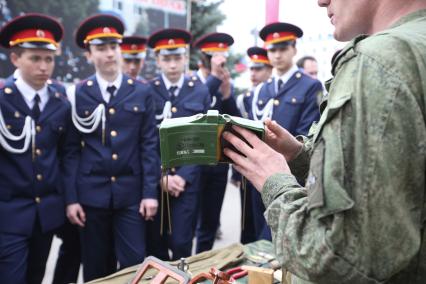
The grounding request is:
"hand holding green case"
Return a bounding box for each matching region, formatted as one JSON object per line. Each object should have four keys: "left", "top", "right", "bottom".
{"left": 159, "top": 110, "right": 264, "bottom": 168}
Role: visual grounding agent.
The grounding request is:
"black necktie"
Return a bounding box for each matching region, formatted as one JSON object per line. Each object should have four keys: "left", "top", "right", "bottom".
{"left": 106, "top": 85, "right": 116, "bottom": 102}
{"left": 277, "top": 79, "right": 283, "bottom": 92}
{"left": 168, "top": 86, "right": 178, "bottom": 103}
{"left": 32, "top": 94, "right": 41, "bottom": 120}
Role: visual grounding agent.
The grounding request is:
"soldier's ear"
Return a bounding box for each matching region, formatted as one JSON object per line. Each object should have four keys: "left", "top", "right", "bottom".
{"left": 10, "top": 52, "right": 20, "bottom": 68}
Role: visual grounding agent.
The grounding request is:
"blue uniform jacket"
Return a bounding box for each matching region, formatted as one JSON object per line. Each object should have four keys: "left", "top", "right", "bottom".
{"left": 0, "top": 81, "right": 78, "bottom": 236}
{"left": 194, "top": 73, "right": 240, "bottom": 117}
{"left": 150, "top": 76, "right": 210, "bottom": 188}
{"left": 244, "top": 71, "right": 321, "bottom": 136}
{"left": 67, "top": 74, "right": 159, "bottom": 209}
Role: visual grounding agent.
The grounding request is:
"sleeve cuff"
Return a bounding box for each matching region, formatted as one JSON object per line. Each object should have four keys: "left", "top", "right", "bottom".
{"left": 261, "top": 173, "right": 300, "bottom": 207}
{"left": 288, "top": 135, "right": 312, "bottom": 182}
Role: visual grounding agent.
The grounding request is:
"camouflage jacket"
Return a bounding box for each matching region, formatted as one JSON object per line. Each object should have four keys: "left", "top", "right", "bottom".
{"left": 261, "top": 9, "right": 426, "bottom": 284}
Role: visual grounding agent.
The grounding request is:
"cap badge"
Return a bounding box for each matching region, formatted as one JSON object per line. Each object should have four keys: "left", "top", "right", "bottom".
{"left": 273, "top": 32, "right": 280, "bottom": 39}
{"left": 218, "top": 43, "right": 224, "bottom": 48}
{"left": 253, "top": 55, "right": 258, "bottom": 59}
{"left": 103, "top": 27, "right": 111, "bottom": 34}
{"left": 36, "top": 29, "right": 45, "bottom": 38}
{"left": 131, "top": 44, "right": 137, "bottom": 50}
{"left": 168, "top": 39, "right": 175, "bottom": 45}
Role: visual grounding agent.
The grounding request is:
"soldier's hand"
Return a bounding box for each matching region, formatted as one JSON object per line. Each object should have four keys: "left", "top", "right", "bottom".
{"left": 210, "top": 53, "right": 227, "bottom": 78}
{"left": 264, "top": 119, "right": 303, "bottom": 161}
{"left": 140, "top": 198, "right": 158, "bottom": 221}
{"left": 66, "top": 203, "right": 86, "bottom": 227}
{"left": 223, "top": 125, "right": 290, "bottom": 191}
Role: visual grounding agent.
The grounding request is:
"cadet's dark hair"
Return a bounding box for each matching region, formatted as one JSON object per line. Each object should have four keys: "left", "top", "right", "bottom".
{"left": 296, "top": 56, "right": 317, "bottom": 69}
{"left": 200, "top": 53, "right": 212, "bottom": 71}
{"left": 10, "top": 46, "right": 25, "bottom": 57}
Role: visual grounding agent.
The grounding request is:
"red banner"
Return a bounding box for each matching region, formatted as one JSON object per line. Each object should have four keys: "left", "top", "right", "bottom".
{"left": 265, "top": 0, "right": 279, "bottom": 24}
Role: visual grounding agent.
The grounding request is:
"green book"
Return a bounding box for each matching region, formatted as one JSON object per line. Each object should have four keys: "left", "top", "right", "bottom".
{"left": 159, "top": 110, "right": 264, "bottom": 168}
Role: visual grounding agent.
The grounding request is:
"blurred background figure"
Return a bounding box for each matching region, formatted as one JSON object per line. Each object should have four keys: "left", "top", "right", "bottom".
{"left": 296, "top": 55, "right": 318, "bottom": 80}
{"left": 120, "top": 36, "right": 147, "bottom": 81}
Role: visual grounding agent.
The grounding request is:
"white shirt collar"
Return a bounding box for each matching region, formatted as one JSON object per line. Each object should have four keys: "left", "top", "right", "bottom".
{"left": 13, "top": 69, "right": 21, "bottom": 80}
{"left": 95, "top": 72, "right": 122, "bottom": 102}
{"left": 15, "top": 75, "right": 49, "bottom": 111}
{"left": 274, "top": 65, "right": 299, "bottom": 92}
{"left": 162, "top": 73, "right": 184, "bottom": 95}
{"left": 197, "top": 69, "right": 207, "bottom": 84}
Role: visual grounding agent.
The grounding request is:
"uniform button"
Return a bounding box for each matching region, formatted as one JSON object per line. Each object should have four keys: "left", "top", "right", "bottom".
{"left": 84, "top": 110, "right": 90, "bottom": 116}
{"left": 274, "top": 99, "right": 280, "bottom": 106}
{"left": 111, "top": 176, "right": 117, "bottom": 182}
{"left": 109, "top": 108, "right": 116, "bottom": 115}
{"left": 35, "top": 197, "right": 41, "bottom": 203}
{"left": 6, "top": 124, "right": 11, "bottom": 129}
{"left": 110, "top": 130, "right": 117, "bottom": 137}
{"left": 171, "top": 168, "right": 176, "bottom": 173}
{"left": 291, "top": 97, "right": 297, "bottom": 103}
{"left": 58, "top": 126, "right": 64, "bottom": 131}
{"left": 258, "top": 100, "right": 263, "bottom": 105}
{"left": 171, "top": 107, "right": 177, "bottom": 113}
{"left": 14, "top": 111, "right": 20, "bottom": 118}
{"left": 36, "top": 174, "right": 43, "bottom": 181}
{"left": 35, "top": 149, "right": 42, "bottom": 156}
{"left": 36, "top": 125, "right": 42, "bottom": 133}
{"left": 296, "top": 72, "right": 302, "bottom": 79}
{"left": 112, "top": 153, "right": 118, "bottom": 160}
{"left": 133, "top": 106, "right": 139, "bottom": 112}
{"left": 81, "top": 140, "right": 85, "bottom": 147}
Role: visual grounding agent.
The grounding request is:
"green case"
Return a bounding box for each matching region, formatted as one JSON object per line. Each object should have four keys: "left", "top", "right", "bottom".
{"left": 159, "top": 110, "right": 264, "bottom": 168}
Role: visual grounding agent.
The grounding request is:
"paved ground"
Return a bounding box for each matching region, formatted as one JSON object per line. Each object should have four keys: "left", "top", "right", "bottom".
{"left": 42, "top": 181, "right": 242, "bottom": 283}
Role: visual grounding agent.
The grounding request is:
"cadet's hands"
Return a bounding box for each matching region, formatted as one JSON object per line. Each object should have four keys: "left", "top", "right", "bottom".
{"left": 139, "top": 198, "right": 158, "bottom": 221}
{"left": 264, "top": 119, "right": 303, "bottom": 161}
{"left": 163, "top": 175, "right": 186, "bottom": 198}
{"left": 223, "top": 125, "right": 291, "bottom": 191}
{"left": 219, "top": 68, "right": 232, "bottom": 100}
{"left": 66, "top": 203, "right": 86, "bottom": 227}
{"left": 210, "top": 53, "right": 227, "bottom": 78}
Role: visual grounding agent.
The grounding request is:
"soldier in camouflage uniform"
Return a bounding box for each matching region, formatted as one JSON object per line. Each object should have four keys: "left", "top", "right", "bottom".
{"left": 222, "top": 0, "right": 426, "bottom": 283}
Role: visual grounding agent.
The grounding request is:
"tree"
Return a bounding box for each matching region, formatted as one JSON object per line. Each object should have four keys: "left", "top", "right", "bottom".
{"left": 189, "top": 0, "right": 225, "bottom": 70}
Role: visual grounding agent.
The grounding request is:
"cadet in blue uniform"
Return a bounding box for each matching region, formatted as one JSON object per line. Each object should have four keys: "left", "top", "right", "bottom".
{"left": 8, "top": 67, "right": 81, "bottom": 284}
{"left": 145, "top": 28, "right": 210, "bottom": 260}
{"left": 192, "top": 33, "right": 240, "bottom": 253}
{"left": 232, "top": 46, "right": 273, "bottom": 245}
{"left": 241, "top": 22, "right": 322, "bottom": 241}
{"left": 65, "top": 14, "right": 159, "bottom": 281}
{"left": 120, "top": 36, "right": 147, "bottom": 81}
{"left": 0, "top": 13, "right": 78, "bottom": 284}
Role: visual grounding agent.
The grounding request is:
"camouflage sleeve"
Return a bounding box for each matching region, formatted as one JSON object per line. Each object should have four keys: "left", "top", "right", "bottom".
{"left": 287, "top": 135, "right": 312, "bottom": 183}
{"left": 261, "top": 44, "right": 426, "bottom": 283}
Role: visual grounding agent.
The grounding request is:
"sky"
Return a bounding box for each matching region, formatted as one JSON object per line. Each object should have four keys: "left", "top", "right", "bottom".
{"left": 214, "top": 0, "right": 345, "bottom": 84}
{"left": 216, "top": 0, "right": 336, "bottom": 53}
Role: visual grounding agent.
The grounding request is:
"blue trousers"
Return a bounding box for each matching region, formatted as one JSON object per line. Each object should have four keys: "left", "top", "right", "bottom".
{"left": 146, "top": 188, "right": 199, "bottom": 261}
{"left": 80, "top": 205, "right": 145, "bottom": 282}
{"left": 52, "top": 221, "right": 81, "bottom": 284}
{"left": 249, "top": 183, "right": 272, "bottom": 241}
{"left": 195, "top": 165, "right": 228, "bottom": 253}
{"left": 0, "top": 218, "right": 53, "bottom": 284}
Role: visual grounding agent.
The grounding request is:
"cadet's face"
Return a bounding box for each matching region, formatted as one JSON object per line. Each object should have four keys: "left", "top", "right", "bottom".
{"left": 318, "top": 0, "right": 376, "bottom": 41}
{"left": 156, "top": 53, "right": 186, "bottom": 83}
{"left": 11, "top": 48, "right": 55, "bottom": 90}
{"left": 250, "top": 66, "right": 272, "bottom": 87}
{"left": 267, "top": 45, "right": 296, "bottom": 75}
{"left": 87, "top": 43, "right": 121, "bottom": 77}
{"left": 303, "top": 59, "right": 318, "bottom": 79}
{"left": 122, "top": 58, "right": 144, "bottom": 78}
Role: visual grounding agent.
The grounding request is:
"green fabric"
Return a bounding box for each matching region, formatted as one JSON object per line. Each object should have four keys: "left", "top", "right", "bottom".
{"left": 262, "top": 9, "right": 426, "bottom": 284}
{"left": 85, "top": 241, "right": 281, "bottom": 284}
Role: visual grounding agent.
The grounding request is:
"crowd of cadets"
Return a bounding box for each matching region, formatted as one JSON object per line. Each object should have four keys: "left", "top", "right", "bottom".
{"left": 0, "top": 12, "right": 322, "bottom": 284}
